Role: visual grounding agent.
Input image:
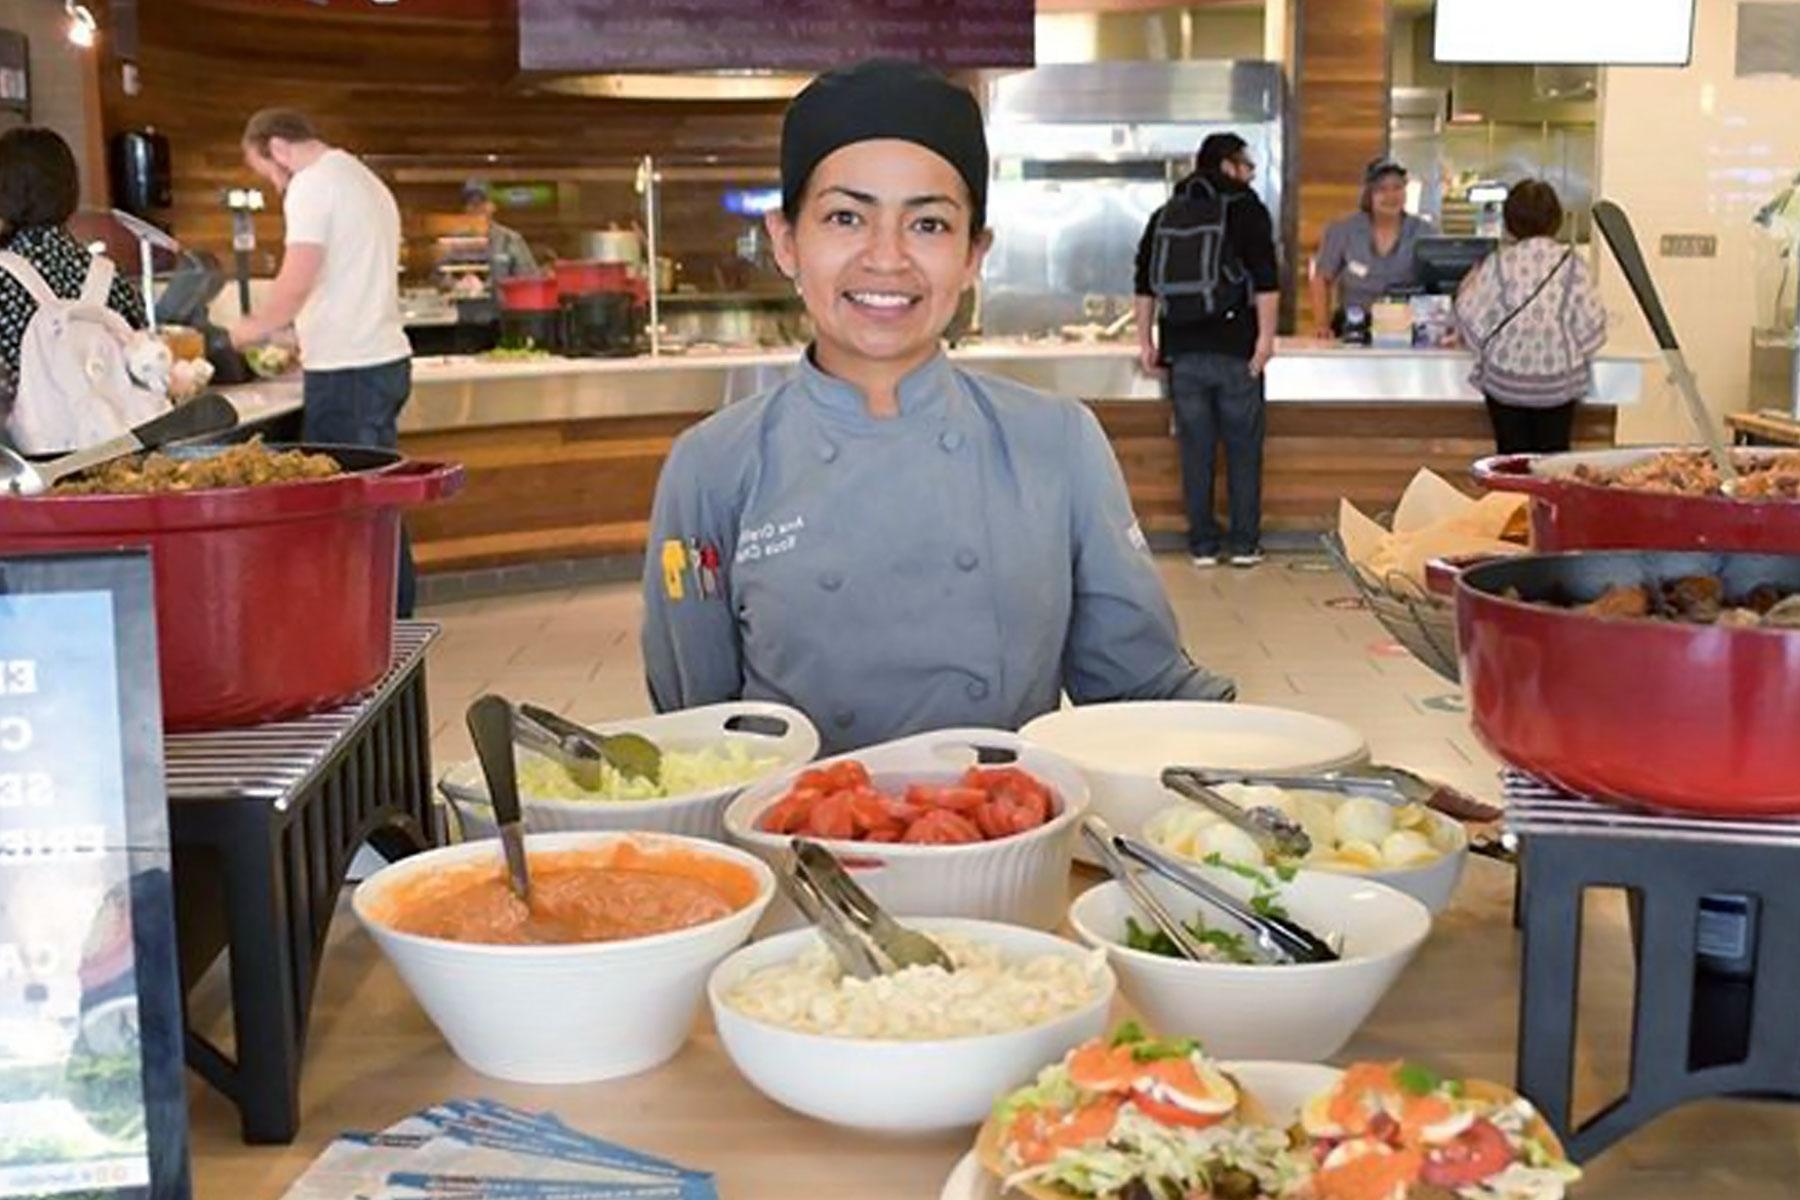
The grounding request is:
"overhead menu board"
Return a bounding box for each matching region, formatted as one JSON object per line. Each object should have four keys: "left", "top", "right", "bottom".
{"left": 519, "top": 0, "right": 1035, "bottom": 73}
{"left": 1434, "top": 0, "right": 1696, "bottom": 65}
{"left": 0, "top": 553, "right": 188, "bottom": 1200}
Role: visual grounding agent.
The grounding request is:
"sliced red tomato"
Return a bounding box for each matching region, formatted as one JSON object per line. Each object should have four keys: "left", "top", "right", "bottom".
{"left": 1128, "top": 1090, "right": 1227, "bottom": 1130}
{"left": 862, "top": 823, "right": 905, "bottom": 843}
{"left": 902, "top": 809, "right": 983, "bottom": 844}
{"left": 1420, "top": 1120, "right": 1514, "bottom": 1188}
{"left": 845, "top": 787, "right": 895, "bottom": 834}
{"left": 804, "top": 793, "right": 856, "bottom": 840}
{"left": 929, "top": 786, "right": 988, "bottom": 813}
{"left": 759, "top": 794, "right": 813, "bottom": 835}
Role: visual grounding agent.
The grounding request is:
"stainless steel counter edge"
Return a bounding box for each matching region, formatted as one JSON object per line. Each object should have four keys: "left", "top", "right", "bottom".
{"left": 228, "top": 342, "right": 1652, "bottom": 437}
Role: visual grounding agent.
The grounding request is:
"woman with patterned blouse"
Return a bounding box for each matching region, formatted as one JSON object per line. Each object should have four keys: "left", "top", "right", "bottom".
{"left": 0, "top": 127, "right": 146, "bottom": 432}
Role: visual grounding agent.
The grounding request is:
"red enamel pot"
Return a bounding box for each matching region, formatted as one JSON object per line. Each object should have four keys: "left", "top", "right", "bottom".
{"left": 1453, "top": 549, "right": 1800, "bottom": 815}
{"left": 0, "top": 444, "right": 464, "bottom": 731}
{"left": 1472, "top": 446, "right": 1800, "bottom": 553}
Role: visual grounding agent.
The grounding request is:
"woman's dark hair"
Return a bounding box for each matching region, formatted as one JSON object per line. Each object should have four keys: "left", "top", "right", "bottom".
{"left": 0, "top": 127, "right": 80, "bottom": 230}
{"left": 1504, "top": 180, "right": 1564, "bottom": 240}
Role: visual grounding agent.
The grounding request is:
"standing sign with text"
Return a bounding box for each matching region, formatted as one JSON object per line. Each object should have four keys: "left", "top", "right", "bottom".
{"left": 0, "top": 553, "right": 188, "bottom": 1200}
{"left": 518, "top": 0, "right": 1035, "bottom": 72}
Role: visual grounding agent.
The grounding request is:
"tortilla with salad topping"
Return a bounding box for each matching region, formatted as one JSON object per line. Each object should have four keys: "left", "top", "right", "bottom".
{"left": 976, "top": 1023, "right": 1310, "bottom": 1200}
{"left": 1297, "top": 1062, "right": 1578, "bottom": 1200}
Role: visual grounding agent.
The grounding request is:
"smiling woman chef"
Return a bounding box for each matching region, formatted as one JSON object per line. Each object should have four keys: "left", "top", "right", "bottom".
{"left": 642, "top": 60, "right": 1235, "bottom": 753}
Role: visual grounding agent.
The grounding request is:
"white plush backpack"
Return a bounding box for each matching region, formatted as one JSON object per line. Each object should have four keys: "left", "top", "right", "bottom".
{"left": 0, "top": 250, "right": 167, "bottom": 454}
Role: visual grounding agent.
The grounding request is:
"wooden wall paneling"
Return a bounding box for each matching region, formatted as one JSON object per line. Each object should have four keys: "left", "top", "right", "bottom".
{"left": 1292, "top": 0, "right": 1392, "bottom": 334}
{"left": 100, "top": 0, "right": 788, "bottom": 275}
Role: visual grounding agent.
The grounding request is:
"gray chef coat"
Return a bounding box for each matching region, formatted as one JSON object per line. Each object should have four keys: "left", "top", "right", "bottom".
{"left": 487, "top": 220, "right": 539, "bottom": 282}
{"left": 641, "top": 350, "right": 1236, "bottom": 754}
{"left": 1315, "top": 212, "right": 1428, "bottom": 312}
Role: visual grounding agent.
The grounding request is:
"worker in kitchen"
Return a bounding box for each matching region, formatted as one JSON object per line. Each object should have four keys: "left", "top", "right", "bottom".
{"left": 641, "top": 59, "right": 1236, "bottom": 755}
{"left": 1308, "top": 158, "right": 1428, "bottom": 339}
{"left": 228, "top": 109, "right": 418, "bottom": 617}
{"left": 1133, "top": 132, "right": 1281, "bottom": 570}
{"left": 462, "top": 180, "right": 539, "bottom": 283}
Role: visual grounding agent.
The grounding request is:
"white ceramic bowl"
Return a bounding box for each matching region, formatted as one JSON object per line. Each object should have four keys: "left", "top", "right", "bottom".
{"left": 441, "top": 702, "right": 818, "bottom": 842}
{"left": 708, "top": 918, "right": 1116, "bottom": 1134}
{"left": 1067, "top": 868, "right": 1430, "bottom": 1061}
{"left": 1019, "top": 702, "right": 1369, "bottom": 864}
{"left": 724, "top": 728, "right": 1089, "bottom": 931}
{"left": 353, "top": 831, "right": 775, "bottom": 1084}
{"left": 1142, "top": 802, "right": 1470, "bottom": 915}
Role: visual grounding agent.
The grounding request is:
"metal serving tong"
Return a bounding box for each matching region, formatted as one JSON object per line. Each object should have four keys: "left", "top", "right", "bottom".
{"left": 1161, "top": 767, "right": 1313, "bottom": 859}
{"left": 514, "top": 703, "right": 662, "bottom": 787}
{"left": 1173, "top": 763, "right": 1504, "bottom": 825}
{"left": 1088, "top": 815, "right": 1340, "bottom": 965}
{"left": 1081, "top": 816, "right": 1215, "bottom": 963}
{"left": 780, "top": 839, "right": 954, "bottom": 980}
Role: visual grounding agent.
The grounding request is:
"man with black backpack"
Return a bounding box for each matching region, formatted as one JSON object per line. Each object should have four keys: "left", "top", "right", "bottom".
{"left": 1133, "top": 133, "right": 1280, "bottom": 568}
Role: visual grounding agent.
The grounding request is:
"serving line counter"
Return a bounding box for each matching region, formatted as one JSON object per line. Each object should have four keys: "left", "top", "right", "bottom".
{"left": 389, "top": 341, "right": 1645, "bottom": 573}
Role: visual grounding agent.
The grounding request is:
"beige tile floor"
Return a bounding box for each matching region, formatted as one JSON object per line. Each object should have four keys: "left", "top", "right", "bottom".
{"left": 187, "top": 552, "right": 1800, "bottom": 1198}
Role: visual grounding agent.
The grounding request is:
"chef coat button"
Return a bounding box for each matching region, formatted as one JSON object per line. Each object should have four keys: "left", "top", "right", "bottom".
{"left": 819, "top": 571, "right": 844, "bottom": 592}
{"left": 817, "top": 441, "right": 838, "bottom": 463}
{"left": 939, "top": 430, "right": 964, "bottom": 452}
{"left": 966, "top": 679, "right": 991, "bottom": 701}
{"left": 833, "top": 709, "right": 856, "bottom": 730}
{"left": 955, "top": 548, "right": 979, "bottom": 571}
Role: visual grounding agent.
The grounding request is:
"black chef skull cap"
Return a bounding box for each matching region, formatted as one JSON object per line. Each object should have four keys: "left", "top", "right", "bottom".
{"left": 780, "top": 58, "right": 988, "bottom": 232}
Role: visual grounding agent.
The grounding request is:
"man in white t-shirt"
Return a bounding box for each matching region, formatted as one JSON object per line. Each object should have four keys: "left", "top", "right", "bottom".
{"left": 229, "top": 109, "right": 419, "bottom": 616}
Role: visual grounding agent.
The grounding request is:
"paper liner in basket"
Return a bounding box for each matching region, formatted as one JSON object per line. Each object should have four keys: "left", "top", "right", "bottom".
{"left": 1339, "top": 468, "right": 1530, "bottom": 595}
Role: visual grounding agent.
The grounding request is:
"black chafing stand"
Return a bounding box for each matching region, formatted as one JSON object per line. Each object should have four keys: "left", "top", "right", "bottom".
{"left": 1508, "top": 771, "right": 1800, "bottom": 1161}
{"left": 167, "top": 622, "right": 440, "bottom": 1143}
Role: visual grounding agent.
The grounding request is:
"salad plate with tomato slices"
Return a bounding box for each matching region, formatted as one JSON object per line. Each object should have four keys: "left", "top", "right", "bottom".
{"left": 944, "top": 1032, "right": 1582, "bottom": 1200}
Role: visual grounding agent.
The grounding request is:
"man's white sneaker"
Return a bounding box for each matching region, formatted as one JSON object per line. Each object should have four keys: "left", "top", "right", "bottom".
{"left": 1229, "top": 552, "right": 1265, "bottom": 568}
{"left": 1191, "top": 554, "right": 1220, "bottom": 569}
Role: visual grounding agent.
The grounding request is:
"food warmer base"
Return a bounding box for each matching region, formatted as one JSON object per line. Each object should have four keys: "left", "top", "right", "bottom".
{"left": 169, "top": 622, "right": 441, "bottom": 1144}
{"left": 1508, "top": 771, "right": 1800, "bottom": 1162}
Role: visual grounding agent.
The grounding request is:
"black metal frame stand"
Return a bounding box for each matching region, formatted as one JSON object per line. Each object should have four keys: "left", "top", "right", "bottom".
{"left": 167, "top": 625, "right": 438, "bottom": 1144}
{"left": 1515, "top": 825, "right": 1800, "bottom": 1161}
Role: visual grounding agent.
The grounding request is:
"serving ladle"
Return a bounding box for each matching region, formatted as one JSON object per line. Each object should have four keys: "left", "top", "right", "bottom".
{"left": 0, "top": 392, "right": 239, "bottom": 496}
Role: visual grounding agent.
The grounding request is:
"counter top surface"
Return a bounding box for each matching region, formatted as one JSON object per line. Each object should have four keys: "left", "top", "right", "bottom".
{"left": 187, "top": 862, "right": 1794, "bottom": 1200}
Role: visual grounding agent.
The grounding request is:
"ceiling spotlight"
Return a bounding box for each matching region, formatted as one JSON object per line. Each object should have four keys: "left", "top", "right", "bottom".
{"left": 65, "top": 1, "right": 97, "bottom": 47}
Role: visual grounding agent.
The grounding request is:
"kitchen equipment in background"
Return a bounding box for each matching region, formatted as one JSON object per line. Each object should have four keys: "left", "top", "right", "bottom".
{"left": 980, "top": 61, "right": 1285, "bottom": 339}
{"left": 555, "top": 260, "right": 639, "bottom": 357}
{"left": 1415, "top": 237, "right": 1497, "bottom": 294}
{"left": 109, "top": 127, "right": 172, "bottom": 216}
{"left": 497, "top": 274, "right": 562, "bottom": 352}
{"left": 1750, "top": 168, "right": 1800, "bottom": 419}
{"left": 582, "top": 226, "right": 644, "bottom": 265}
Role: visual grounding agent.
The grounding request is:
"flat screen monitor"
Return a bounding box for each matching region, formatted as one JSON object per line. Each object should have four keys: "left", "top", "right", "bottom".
{"left": 1416, "top": 237, "right": 1497, "bottom": 295}
{"left": 1434, "top": 0, "right": 1696, "bottom": 65}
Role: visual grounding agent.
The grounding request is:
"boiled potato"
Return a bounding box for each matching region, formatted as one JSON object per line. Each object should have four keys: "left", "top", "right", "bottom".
{"left": 1333, "top": 797, "right": 1396, "bottom": 847}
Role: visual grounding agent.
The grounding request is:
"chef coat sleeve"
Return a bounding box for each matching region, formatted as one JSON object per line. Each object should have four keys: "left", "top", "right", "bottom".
{"left": 1061, "top": 404, "right": 1237, "bottom": 705}
{"left": 641, "top": 432, "right": 744, "bottom": 712}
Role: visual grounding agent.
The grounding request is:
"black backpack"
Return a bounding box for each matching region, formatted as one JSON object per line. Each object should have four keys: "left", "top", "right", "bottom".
{"left": 1148, "top": 176, "right": 1248, "bottom": 325}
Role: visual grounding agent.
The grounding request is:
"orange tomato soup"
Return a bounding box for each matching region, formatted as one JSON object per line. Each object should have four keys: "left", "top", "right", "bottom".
{"left": 372, "top": 842, "right": 759, "bottom": 945}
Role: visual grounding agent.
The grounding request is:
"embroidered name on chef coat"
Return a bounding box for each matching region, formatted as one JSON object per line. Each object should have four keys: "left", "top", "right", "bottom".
{"left": 735, "top": 515, "right": 806, "bottom": 565}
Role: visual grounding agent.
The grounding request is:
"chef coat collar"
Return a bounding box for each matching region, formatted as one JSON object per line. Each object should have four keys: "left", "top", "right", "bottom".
{"left": 797, "top": 345, "right": 959, "bottom": 428}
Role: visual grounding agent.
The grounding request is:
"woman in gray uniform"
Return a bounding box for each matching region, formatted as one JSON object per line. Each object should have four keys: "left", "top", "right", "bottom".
{"left": 1308, "top": 158, "right": 1428, "bottom": 339}
{"left": 642, "top": 60, "right": 1235, "bottom": 754}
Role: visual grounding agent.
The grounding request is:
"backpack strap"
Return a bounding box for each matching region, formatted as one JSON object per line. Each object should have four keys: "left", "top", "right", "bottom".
{"left": 79, "top": 255, "right": 116, "bottom": 308}
{"left": 0, "top": 251, "right": 60, "bottom": 308}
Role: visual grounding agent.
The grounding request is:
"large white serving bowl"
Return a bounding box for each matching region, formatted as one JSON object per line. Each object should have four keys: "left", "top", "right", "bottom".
{"left": 441, "top": 701, "right": 818, "bottom": 842}
{"left": 1019, "top": 702, "right": 1369, "bottom": 864}
{"left": 725, "top": 728, "right": 1088, "bottom": 931}
{"left": 707, "top": 918, "right": 1116, "bottom": 1134}
{"left": 1067, "top": 867, "right": 1430, "bottom": 1061}
{"left": 1142, "top": 801, "right": 1470, "bottom": 915}
{"left": 354, "top": 830, "right": 775, "bottom": 1084}
{"left": 937, "top": 1060, "right": 1345, "bottom": 1200}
